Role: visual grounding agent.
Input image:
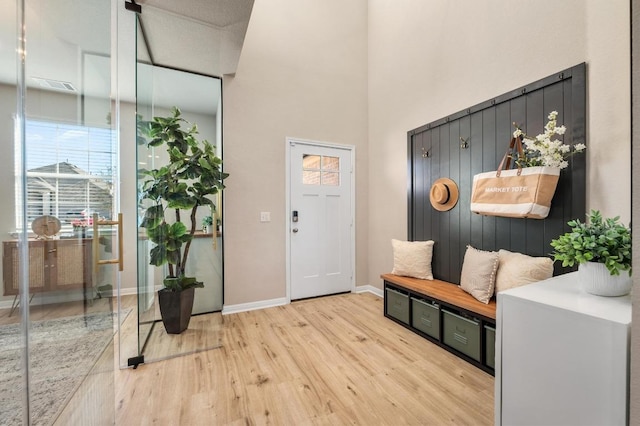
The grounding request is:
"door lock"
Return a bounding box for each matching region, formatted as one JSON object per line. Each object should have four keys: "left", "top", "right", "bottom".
{"left": 292, "top": 210, "right": 298, "bottom": 222}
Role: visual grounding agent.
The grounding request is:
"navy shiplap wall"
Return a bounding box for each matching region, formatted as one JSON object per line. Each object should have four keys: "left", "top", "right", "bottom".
{"left": 408, "top": 63, "right": 586, "bottom": 284}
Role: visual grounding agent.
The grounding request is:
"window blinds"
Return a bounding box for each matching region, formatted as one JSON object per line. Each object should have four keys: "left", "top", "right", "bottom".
{"left": 19, "top": 120, "right": 116, "bottom": 231}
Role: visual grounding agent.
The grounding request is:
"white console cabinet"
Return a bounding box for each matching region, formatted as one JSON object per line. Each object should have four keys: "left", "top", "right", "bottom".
{"left": 495, "top": 272, "right": 631, "bottom": 425}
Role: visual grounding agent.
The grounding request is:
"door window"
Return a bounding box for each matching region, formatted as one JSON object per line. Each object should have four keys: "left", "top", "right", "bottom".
{"left": 302, "top": 154, "right": 339, "bottom": 186}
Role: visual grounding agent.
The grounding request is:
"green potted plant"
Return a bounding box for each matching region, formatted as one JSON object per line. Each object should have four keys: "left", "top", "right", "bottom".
{"left": 202, "top": 215, "right": 213, "bottom": 234}
{"left": 140, "top": 107, "right": 228, "bottom": 333}
{"left": 550, "top": 210, "right": 632, "bottom": 296}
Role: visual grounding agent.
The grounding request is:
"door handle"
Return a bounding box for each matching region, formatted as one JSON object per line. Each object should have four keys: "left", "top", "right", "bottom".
{"left": 92, "top": 213, "right": 124, "bottom": 272}
{"left": 292, "top": 228, "right": 299, "bottom": 233}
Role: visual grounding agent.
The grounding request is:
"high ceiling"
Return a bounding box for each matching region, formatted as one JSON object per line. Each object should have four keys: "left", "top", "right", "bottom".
{"left": 137, "top": 0, "right": 254, "bottom": 77}
{"left": 0, "top": 0, "right": 254, "bottom": 112}
{"left": 135, "top": 0, "right": 254, "bottom": 113}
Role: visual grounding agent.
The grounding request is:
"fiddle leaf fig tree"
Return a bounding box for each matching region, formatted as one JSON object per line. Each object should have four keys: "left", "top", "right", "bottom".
{"left": 140, "top": 107, "right": 228, "bottom": 291}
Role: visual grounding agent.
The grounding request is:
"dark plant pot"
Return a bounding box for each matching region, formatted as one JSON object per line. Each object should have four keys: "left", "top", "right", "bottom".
{"left": 158, "top": 287, "right": 195, "bottom": 334}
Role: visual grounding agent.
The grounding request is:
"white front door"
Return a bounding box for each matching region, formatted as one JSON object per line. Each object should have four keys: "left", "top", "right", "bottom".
{"left": 288, "top": 139, "right": 354, "bottom": 300}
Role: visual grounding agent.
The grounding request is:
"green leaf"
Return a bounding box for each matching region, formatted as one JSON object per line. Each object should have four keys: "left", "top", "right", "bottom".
{"left": 162, "top": 275, "right": 204, "bottom": 291}
{"left": 199, "top": 157, "right": 214, "bottom": 171}
{"left": 550, "top": 210, "right": 632, "bottom": 275}
{"left": 169, "top": 222, "right": 188, "bottom": 238}
{"left": 162, "top": 277, "right": 181, "bottom": 291}
{"left": 150, "top": 245, "right": 167, "bottom": 266}
{"left": 141, "top": 205, "right": 164, "bottom": 229}
{"left": 167, "top": 195, "right": 196, "bottom": 210}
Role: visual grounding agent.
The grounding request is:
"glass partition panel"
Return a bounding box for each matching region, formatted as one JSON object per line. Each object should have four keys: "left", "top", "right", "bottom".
{"left": 127, "top": 13, "right": 223, "bottom": 365}
{"left": 0, "top": 0, "right": 22, "bottom": 423}
{"left": 1, "top": 0, "right": 117, "bottom": 424}
{"left": 132, "top": 29, "right": 155, "bottom": 367}
{"left": 133, "top": 64, "right": 223, "bottom": 363}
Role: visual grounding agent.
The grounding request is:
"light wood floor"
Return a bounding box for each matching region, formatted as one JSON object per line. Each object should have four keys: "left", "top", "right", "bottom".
{"left": 115, "top": 292, "right": 495, "bottom": 425}
{"left": 116, "top": 294, "right": 223, "bottom": 365}
{"left": 0, "top": 292, "right": 494, "bottom": 424}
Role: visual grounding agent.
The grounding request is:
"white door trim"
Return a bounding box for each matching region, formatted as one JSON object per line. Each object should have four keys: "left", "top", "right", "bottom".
{"left": 285, "top": 137, "right": 356, "bottom": 303}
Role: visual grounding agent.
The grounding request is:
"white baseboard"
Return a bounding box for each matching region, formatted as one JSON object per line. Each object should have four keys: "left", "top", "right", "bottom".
{"left": 119, "top": 287, "right": 139, "bottom": 297}
{"left": 0, "top": 290, "right": 87, "bottom": 310}
{"left": 355, "top": 285, "right": 383, "bottom": 298}
{"left": 1, "top": 288, "right": 380, "bottom": 313}
{"left": 222, "top": 297, "right": 288, "bottom": 315}
{"left": 117, "top": 286, "right": 163, "bottom": 298}
{"left": 0, "top": 298, "right": 15, "bottom": 310}
{"left": 0, "top": 285, "right": 140, "bottom": 311}
{"left": 221, "top": 288, "right": 381, "bottom": 315}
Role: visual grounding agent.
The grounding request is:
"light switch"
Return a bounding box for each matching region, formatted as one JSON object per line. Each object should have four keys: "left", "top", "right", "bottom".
{"left": 260, "top": 212, "right": 271, "bottom": 222}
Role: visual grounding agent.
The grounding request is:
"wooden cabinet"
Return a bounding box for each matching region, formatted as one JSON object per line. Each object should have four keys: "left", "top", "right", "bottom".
{"left": 3, "top": 239, "right": 92, "bottom": 296}
{"left": 495, "top": 272, "right": 630, "bottom": 425}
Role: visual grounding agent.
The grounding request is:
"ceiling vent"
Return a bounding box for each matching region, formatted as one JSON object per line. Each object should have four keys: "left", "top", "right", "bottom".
{"left": 32, "top": 77, "right": 77, "bottom": 92}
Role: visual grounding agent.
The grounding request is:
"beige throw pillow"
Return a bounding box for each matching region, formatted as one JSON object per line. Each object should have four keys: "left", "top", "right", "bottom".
{"left": 495, "top": 249, "right": 553, "bottom": 294}
{"left": 391, "top": 239, "right": 435, "bottom": 280}
{"left": 459, "top": 246, "right": 499, "bottom": 304}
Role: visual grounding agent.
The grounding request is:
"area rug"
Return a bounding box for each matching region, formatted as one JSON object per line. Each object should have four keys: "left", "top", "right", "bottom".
{"left": 0, "top": 309, "right": 123, "bottom": 426}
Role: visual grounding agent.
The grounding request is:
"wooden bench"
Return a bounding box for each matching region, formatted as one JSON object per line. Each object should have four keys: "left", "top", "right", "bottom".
{"left": 381, "top": 273, "right": 496, "bottom": 374}
{"left": 381, "top": 273, "right": 496, "bottom": 320}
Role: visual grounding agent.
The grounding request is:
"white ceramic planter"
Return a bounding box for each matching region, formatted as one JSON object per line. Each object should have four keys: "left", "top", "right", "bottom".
{"left": 578, "top": 262, "right": 632, "bottom": 297}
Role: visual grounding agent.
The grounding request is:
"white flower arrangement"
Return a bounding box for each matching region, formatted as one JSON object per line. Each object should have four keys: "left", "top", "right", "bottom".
{"left": 513, "top": 111, "right": 585, "bottom": 170}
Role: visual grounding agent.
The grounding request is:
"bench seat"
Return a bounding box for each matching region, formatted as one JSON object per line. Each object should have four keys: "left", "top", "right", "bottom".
{"left": 381, "top": 273, "right": 497, "bottom": 374}
{"left": 380, "top": 273, "right": 496, "bottom": 320}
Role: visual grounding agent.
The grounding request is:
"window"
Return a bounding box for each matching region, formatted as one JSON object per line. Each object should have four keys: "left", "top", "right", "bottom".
{"left": 302, "top": 154, "right": 339, "bottom": 186}
{"left": 16, "top": 120, "right": 116, "bottom": 232}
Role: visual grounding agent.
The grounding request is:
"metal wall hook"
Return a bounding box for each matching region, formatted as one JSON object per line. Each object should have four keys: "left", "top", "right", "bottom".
{"left": 421, "top": 147, "right": 431, "bottom": 158}
{"left": 460, "top": 137, "right": 469, "bottom": 149}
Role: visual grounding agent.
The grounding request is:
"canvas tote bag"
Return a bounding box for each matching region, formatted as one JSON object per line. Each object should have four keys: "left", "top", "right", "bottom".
{"left": 470, "top": 136, "right": 560, "bottom": 219}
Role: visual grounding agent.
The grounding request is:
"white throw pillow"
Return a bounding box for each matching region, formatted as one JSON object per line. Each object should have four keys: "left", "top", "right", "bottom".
{"left": 459, "top": 245, "right": 499, "bottom": 304}
{"left": 495, "top": 249, "right": 553, "bottom": 293}
{"left": 391, "top": 239, "right": 435, "bottom": 280}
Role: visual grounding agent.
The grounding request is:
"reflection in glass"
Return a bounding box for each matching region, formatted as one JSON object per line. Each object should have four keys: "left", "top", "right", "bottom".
{"left": 130, "top": 60, "right": 224, "bottom": 364}
{"left": 322, "top": 172, "right": 340, "bottom": 186}
{"left": 322, "top": 156, "right": 339, "bottom": 171}
{"left": 303, "top": 155, "right": 340, "bottom": 186}
{"left": 23, "top": 120, "right": 115, "bottom": 230}
{"left": 2, "top": 0, "right": 116, "bottom": 424}
{"left": 303, "top": 154, "right": 321, "bottom": 169}
{"left": 133, "top": 41, "right": 155, "bottom": 369}
{"left": 303, "top": 170, "right": 321, "bottom": 185}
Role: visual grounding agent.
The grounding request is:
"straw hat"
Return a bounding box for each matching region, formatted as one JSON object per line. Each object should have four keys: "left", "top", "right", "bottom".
{"left": 430, "top": 178, "right": 459, "bottom": 211}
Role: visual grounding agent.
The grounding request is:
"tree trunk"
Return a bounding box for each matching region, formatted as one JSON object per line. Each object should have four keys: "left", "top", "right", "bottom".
{"left": 180, "top": 205, "right": 198, "bottom": 276}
